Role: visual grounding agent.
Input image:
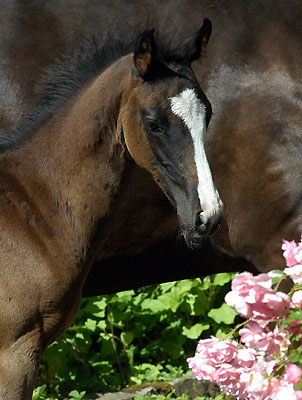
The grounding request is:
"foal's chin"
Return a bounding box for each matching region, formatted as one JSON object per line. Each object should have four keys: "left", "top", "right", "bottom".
{"left": 180, "top": 228, "right": 207, "bottom": 249}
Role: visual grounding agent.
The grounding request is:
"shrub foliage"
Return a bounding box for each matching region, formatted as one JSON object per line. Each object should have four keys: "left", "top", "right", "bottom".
{"left": 35, "top": 274, "right": 236, "bottom": 398}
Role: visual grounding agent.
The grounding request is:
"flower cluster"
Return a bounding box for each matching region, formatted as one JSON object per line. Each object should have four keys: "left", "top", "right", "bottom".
{"left": 225, "top": 272, "right": 290, "bottom": 321}
{"left": 188, "top": 236, "right": 302, "bottom": 400}
{"left": 283, "top": 237, "right": 302, "bottom": 285}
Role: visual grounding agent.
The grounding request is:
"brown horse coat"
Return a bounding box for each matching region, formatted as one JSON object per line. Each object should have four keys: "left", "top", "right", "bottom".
{"left": 0, "top": 15, "right": 226, "bottom": 398}
{"left": 1, "top": 0, "right": 299, "bottom": 293}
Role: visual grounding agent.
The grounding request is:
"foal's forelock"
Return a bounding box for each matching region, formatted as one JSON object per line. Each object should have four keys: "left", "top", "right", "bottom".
{"left": 169, "top": 88, "right": 222, "bottom": 219}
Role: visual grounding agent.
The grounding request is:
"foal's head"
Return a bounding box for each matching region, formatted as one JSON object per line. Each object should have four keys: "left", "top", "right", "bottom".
{"left": 119, "top": 19, "right": 223, "bottom": 247}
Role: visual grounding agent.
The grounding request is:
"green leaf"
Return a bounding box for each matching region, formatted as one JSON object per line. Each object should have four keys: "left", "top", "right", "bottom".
{"left": 295, "top": 380, "right": 302, "bottom": 390}
{"left": 201, "top": 276, "right": 211, "bottom": 290}
{"left": 159, "top": 338, "right": 184, "bottom": 359}
{"left": 97, "top": 320, "right": 106, "bottom": 330}
{"left": 178, "top": 279, "right": 194, "bottom": 294}
{"left": 32, "top": 384, "right": 47, "bottom": 400}
{"left": 160, "top": 281, "right": 177, "bottom": 293}
{"left": 287, "top": 310, "right": 302, "bottom": 322}
{"left": 84, "top": 318, "right": 97, "bottom": 331}
{"left": 141, "top": 298, "right": 167, "bottom": 313}
{"left": 268, "top": 270, "right": 284, "bottom": 285}
{"left": 141, "top": 290, "right": 182, "bottom": 313}
{"left": 215, "top": 327, "right": 233, "bottom": 340}
{"left": 186, "top": 291, "right": 209, "bottom": 316}
{"left": 116, "top": 290, "right": 135, "bottom": 304}
{"left": 182, "top": 323, "right": 210, "bottom": 339}
{"left": 163, "top": 289, "right": 183, "bottom": 312}
{"left": 212, "top": 273, "right": 233, "bottom": 286}
{"left": 134, "top": 395, "right": 144, "bottom": 400}
{"left": 208, "top": 303, "right": 237, "bottom": 324}
{"left": 100, "top": 336, "right": 115, "bottom": 356}
{"left": 126, "top": 344, "right": 135, "bottom": 367}
{"left": 93, "top": 298, "right": 107, "bottom": 309}
{"left": 121, "top": 331, "right": 134, "bottom": 346}
{"left": 69, "top": 390, "right": 86, "bottom": 399}
{"left": 92, "top": 298, "right": 107, "bottom": 317}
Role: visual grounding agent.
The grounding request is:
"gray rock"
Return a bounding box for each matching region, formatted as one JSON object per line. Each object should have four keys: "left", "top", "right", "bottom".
{"left": 84, "top": 392, "right": 133, "bottom": 400}
{"left": 85, "top": 373, "right": 222, "bottom": 399}
{"left": 171, "top": 373, "right": 221, "bottom": 400}
{"left": 84, "top": 386, "right": 158, "bottom": 400}
{"left": 136, "top": 386, "right": 158, "bottom": 396}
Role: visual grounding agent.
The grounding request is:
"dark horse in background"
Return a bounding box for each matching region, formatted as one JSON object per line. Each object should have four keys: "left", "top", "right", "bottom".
{"left": 0, "top": 0, "right": 301, "bottom": 397}
{"left": 1, "top": 0, "right": 301, "bottom": 296}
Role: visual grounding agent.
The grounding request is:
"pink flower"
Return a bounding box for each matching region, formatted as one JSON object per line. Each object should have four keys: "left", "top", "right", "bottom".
{"left": 282, "top": 239, "right": 300, "bottom": 268}
{"left": 285, "top": 264, "right": 302, "bottom": 285}
{"left": 234, "top": 348, "right": 256, "bottom": 368}
{"left": 253, "top": 290, "right": 290, "bottom": 319}
{"left": 272, "top": 383, "right": 298, "bottom": 400}
{"left": 239, "top": 321, "right": 290, "bottom": 355}
{"left": 284, "top": 363, "right": 302, "bottom": 385}
{"left": 196, "top": 337, "right": 220, "bottom": 354}
{"left": 216, "top": 363, "right": 248, "bottom": 399}
{"left": 225, "top": 272, "right": 290, "bottom": 320}
{"left": 282, "top": 238, "right": 302, "bottom": 284}
{"left": 247, "top": 369, "right": 270, "bottom": 396}
{"left": 239, "top": 321, "right": 264, "bottom": 345}
{"left": 187, "top": 338, "right": 240, "bottom": 383}
{"left": 291, "top": 291, "right": 302, "bottom": 308}
{"left": 225, "top": 273, "right": 271, "bottom": 318}
{"left": 187, "top": 355, "right": 217, "bottom": 381}
{"left": 196, "top": 337, "right": 238, "bottom": 364}
{"left": 209, "top": 340, "right": 238, "bottom": 364}
{"left": 296, "top": 390, "right": 302, "bottom": 400}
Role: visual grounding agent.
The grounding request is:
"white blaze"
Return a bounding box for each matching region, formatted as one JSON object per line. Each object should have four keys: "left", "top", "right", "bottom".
{"left": 169, "top": 88, "right": 223, "bottom": 218}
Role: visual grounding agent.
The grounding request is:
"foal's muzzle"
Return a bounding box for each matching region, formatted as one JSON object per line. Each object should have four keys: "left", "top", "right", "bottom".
{"left": 181, "top": 207, "right": 224, "bottom": 248}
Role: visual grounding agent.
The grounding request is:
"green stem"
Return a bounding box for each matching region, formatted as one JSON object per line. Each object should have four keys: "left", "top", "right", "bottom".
{"left": 108, "top": 313, "right": 125, "bottom": 387}
{"left": 62, "top": 338, "right": 103, "bottom": 379}
{"left": 225, "top": 318, "right": 252, "bottom": 341}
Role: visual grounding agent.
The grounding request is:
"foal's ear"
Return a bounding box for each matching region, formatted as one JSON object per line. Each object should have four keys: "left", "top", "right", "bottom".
{"left": 133, "top": 29, "right": 156, "bottom": 78}
{"left": 175, "top": 18, "right": 212, "bottom": 64}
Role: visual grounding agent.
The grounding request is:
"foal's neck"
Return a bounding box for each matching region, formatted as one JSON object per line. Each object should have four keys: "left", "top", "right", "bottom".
{"left": 1, "top": 55, "right": 133, "bottom": 263}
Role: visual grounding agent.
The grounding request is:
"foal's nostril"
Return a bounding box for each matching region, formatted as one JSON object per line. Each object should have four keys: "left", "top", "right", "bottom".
{"left": 197, "top": 223, "right": 207, "bottom": 234}
{"left": 199, "top": 214, "right": 208, "bottom": 225}
{"left": 195, "top": 211, "right": 208, "bottom": 234}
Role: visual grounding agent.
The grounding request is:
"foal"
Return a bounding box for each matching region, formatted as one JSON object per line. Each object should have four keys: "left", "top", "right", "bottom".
{"left": 0, "top": 20, "right": 222, "bottom": 399}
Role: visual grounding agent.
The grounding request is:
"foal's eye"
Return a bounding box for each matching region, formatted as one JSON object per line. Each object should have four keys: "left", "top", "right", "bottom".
{"left": 145, "top": 118, "right": 163, "bottom": 133}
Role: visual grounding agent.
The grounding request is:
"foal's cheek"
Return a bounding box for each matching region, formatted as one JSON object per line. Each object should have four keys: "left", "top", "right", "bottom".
{"left": 122, "top": 112, "right": 154, "bottom": 170}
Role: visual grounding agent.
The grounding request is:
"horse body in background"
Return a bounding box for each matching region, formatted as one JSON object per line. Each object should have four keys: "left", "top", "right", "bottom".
{"left": 1, "top": 0, "right": 299, "bottom": 294}
{"left": 0, "top": 19, "right": 224, "bottom": 399}
{"left": 94, "top": 0, "right": 302, "bottom": 282}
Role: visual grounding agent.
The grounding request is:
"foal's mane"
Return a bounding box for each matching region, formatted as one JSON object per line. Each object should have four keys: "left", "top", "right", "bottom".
{"left": 0, "top": 29, "right": 182, "bottom": 153}
{"left": 0, "top": 32, "right": 136, "bottom": 153}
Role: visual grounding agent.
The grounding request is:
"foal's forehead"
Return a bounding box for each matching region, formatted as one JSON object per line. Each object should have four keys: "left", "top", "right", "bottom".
{"left": 161, "top": 77, "right": 204, "bottom": 102}
{"left": 161, "top": 79, "right": 211, "bottom": 125}
{"left": 169, "top": 88, "right": 206, "bottom": 118}
{"left": 138, "top": 78, "right": 208, "bottom": 117}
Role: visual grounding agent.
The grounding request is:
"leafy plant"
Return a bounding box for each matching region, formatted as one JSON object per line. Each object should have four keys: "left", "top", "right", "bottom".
{"left": 35, "top": 273, "right": 236, "bottom": 398}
